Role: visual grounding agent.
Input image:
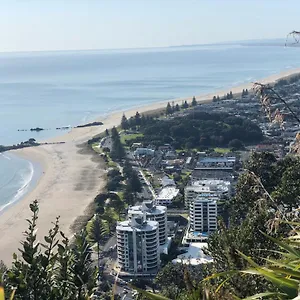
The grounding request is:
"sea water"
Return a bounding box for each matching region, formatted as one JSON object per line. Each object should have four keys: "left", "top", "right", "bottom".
{"left": 1, "top": 39, "right": 300, "bottom": 212}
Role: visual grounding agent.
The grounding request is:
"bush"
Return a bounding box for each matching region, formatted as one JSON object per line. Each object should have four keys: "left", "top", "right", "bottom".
{"left": 228, "top": 139, "right": 244, "bottom": 150}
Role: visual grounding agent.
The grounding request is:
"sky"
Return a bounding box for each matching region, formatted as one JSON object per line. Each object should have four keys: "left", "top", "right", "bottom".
{"left": 1, "top": 0, "right": 300, "bottom": 52}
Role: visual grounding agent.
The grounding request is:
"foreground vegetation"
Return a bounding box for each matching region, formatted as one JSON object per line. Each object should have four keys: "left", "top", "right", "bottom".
{"left": 0, "top": 201, "right": 97, "bottom": 300}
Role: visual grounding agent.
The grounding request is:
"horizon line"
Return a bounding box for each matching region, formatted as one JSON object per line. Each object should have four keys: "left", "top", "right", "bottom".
{"left": 0, "top": 37, "right": 285, "bottom": 55}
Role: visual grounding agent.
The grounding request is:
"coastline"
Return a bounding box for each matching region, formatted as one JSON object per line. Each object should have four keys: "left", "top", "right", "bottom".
{"left": 0, "top": 67, "right": 299, "bottom": 265}
{"left": 0, "top": 153, "right": 43, "bottom": 215}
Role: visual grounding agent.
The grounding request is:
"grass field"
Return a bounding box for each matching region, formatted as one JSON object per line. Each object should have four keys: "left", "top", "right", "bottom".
{"left": 92, "top": 143, "right": 102, "bottom": 154}
{"left": 214, "top": 147, "right": 231, "bottom": 154}
{"left": 120, "top": 133, "right": 144, "bottom": 145}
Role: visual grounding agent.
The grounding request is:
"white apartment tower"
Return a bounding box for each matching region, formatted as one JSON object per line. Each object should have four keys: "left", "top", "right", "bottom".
{"left": 116, "top": 215, "right": 160, "bottom": 274}
{"left": 128, "top": 201, "right": 167, "bottom": 245}
{"left": 185, "top": 179, "right": 231, "bottom": 208}
{"left": 189, "top": 194, "right": 218, "bottom": 234}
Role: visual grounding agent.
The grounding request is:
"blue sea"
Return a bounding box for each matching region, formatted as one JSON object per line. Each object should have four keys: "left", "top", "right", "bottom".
{"left": 1, "top": 39, "right": 300, "bottom": 212}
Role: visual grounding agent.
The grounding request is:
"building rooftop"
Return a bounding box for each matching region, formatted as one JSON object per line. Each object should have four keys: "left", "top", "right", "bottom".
{"left": 198, "top": 156, "right": 236, "bottom": 163}
{"left": 186, "top": 179, "right": 231, "bottom": 194}
{"left": 129, "top": 201, "right": 167, "bottom": 216}
{"left": 117, "top": 217, "right": 158, "bottom": 232}
{"left": 161, "top": 176, "right": 176, "bottom": 187}
{"left": 172, "top": 242, "right": 213, "bottom": 265}
{"left": 156, "top": 187, "right": 179, "bottom": 200}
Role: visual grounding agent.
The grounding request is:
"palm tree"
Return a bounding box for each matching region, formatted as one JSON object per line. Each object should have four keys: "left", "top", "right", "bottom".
{"left": 88, "top": 214, "right": 109, "bottom": 276}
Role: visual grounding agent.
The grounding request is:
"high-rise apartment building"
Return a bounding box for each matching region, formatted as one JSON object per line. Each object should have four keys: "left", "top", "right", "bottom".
{"left": 116, "top": 215, "right": 160, "bottom": 275}
{"left": 128, "top": 201, "right": 167, "bottom": 245}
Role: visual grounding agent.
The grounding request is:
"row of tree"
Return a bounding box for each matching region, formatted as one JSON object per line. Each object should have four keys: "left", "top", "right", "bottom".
{"left": 120, "top": 112, "right": 156, "bottom": 130}
{"left": 165, "top": 97, "right": 197, "bottom": 115}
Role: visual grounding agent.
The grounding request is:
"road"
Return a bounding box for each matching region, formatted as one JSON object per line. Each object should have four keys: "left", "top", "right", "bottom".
{"left": 167, "top": 209, "right": 188, "bottom": 215}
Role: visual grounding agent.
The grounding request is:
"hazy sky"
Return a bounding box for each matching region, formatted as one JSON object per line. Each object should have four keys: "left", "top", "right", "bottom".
{"left": 1, "top": 0, "right": 300, "bottom": 52}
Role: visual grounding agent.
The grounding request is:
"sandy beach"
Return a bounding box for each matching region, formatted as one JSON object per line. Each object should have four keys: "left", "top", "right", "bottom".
{"left": 0, "top": 67, "right": 299, "bottom": 265}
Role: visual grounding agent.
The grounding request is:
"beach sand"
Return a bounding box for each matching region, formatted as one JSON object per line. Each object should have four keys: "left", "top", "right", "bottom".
{"left": 0, "top": 68, "right": 299, "bottom": 265}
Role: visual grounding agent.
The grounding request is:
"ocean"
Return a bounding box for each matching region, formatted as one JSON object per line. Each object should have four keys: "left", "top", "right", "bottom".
{"left": 1, "top": 40, "right": 300, "bottom": 212}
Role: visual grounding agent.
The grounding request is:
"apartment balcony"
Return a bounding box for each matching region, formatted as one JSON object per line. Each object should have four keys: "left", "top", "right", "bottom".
{"left": 147, "top": 261, "right": 159, "bottom": 268}
{"left": 146, "top": 248, "right": 158, "bottom": 255}
{"left": 146, "top": 232, "right": 157, "bottom": 238}
{"left": 146, "top": 236, "right": 157, "bottom": 243}
{"left": 146, "top": 244, "right": 158, "bottom": 251}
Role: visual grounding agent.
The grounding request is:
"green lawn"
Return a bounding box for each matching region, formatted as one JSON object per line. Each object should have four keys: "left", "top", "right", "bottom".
{"left": 120, "top": 133, "right": 144, "bottom": 145}
{"left": 214, "top": 147, "right": 231, "bottom": 154}
{"left": 91, "top": 143, "right": 102, "bottom": 154}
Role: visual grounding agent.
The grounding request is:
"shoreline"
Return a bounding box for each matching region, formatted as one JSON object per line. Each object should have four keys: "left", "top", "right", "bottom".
{"left": 0, "top": 67, "right": 300, "bottom": 265}
{"left": 0, "top": 153, "right": 43, "bottom": 215}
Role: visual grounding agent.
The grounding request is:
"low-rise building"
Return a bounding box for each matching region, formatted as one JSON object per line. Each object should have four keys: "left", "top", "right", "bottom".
{"left": 161, "top": 176, "right": 176, "bottom": 187}
{"left": 195, "top": 156, "right": 236, "bottom": 171}
{"left": 155, "top": 186, "right": 179, "bottom": 206}
{"left": 134, "top": 148, "right": 155, "bottom": 157}
{"left": 172, "top": 243, "right": 213, "bottom": 265}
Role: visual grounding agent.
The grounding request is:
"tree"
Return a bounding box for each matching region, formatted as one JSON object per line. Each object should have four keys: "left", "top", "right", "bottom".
{"left": 154, "top": 263, "right": 204, "bottom": 299}
{"left": 111, "top": 126, "right": 118, "bottom": 140}
{"left": 191, "top": 96, "right": 197, "bottom": 106}
{"left": 88, "top": 215, "right": 108, "bottom": 276}
{"left": 106, "top": 178, "right": 121, "bottom": 191}
{"left": 5, "top": 201, "right": 98, "bottom": 299}
{"left": 123, "top": 159, "right": 133, "bottom": 179}
{"left": 181, "top": 100, "right": 189, "bottom": 109}
{"left": 72, "top": 230, "right": 97, "bottom": 299}
{"left": 110, "top": 128, "right": 125, "bottom": 161}
{"left": 228, "top": 139, "right": 244, "bottom": 150}
{"left": 135, "top": 111, "right": 141, "bottom": 126}
{"left": 166, "top": 102, "right": 173, "bottom": 115}
{"left": 129, "top": 170, "right": 142, "bottom": 195}
{"left": 272, "top": 159, "right": 300, "bottom": 210}
{"left": 120, "top": 114, "right": 129, "bottom": 130}
{"left": 123, "top": 185, "right": 135, "bottom": 206}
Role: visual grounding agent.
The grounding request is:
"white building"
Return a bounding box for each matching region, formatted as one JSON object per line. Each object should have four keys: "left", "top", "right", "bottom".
{"left": 172, "top": 243, "right": 213, "bottom": 266}
{"left": 195, "top": 156, "right": 236, "bottom": 170}
{"left": 116, "top": 215, "right": 160, "bottom": 275}
{"left": 134, "top": 148, "right": 155, "bottom": 157}
{"left": 189, "top": 194, "right": 218, "bottom": 234}
{"left": 184, "top": 179, "right": 231, "bottom": 207}
{"left": 128, "top": 201, "right": 168, "bottom": 245}
{"left": 155, "top": 186, "right": 179, "bottom": 206}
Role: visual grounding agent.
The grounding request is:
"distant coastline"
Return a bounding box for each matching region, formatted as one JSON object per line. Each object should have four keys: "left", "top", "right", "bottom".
{"left": 1, "top": 67, "right": 300, "bottom": 265}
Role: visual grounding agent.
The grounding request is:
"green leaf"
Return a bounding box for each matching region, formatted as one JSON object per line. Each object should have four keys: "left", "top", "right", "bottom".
{"left": 202, "top": 270, "right": 239, "bottom": 282}
{"left": 242, "top": 292, "right": 288, "bottom": 299}
{"left": 0, "top": 285, "right": 4, "bottom": 300}
{"left": 129, "top": 286, "right": 170, "bottom": 300}
{"left": 241, "top": 268, "right": 298, "bottom": 297}
{"left": 260, "top": 231, "right": 300, "bottom": 258}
